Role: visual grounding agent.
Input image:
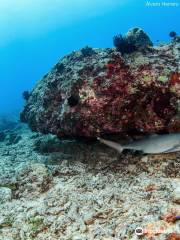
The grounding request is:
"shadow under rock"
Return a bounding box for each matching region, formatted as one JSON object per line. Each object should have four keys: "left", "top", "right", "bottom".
{"left": 33, "top": 134, "right": 146, "bottom": 174}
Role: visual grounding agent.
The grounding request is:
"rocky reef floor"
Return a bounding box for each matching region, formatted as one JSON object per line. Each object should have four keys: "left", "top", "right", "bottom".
{"left": 0, "top": 124, "right": 179, "bottom": 240}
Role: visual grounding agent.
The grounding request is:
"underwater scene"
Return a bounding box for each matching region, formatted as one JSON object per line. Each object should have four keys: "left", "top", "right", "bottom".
{"left": 0, "top": 0, "right": 180, "bottom": 239}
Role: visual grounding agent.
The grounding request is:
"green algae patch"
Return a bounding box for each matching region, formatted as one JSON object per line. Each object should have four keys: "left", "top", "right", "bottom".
{"left": 27, "top": 217, "right": 45, "bottom": 238}
{"left": 28, "top": 217, "right": 44, "bottom": 232}
{"left": 158, "top": 75, "right": 168, "bottom": 83}
{"left": 142, "top": 75, "right": 152, "bottom": 82}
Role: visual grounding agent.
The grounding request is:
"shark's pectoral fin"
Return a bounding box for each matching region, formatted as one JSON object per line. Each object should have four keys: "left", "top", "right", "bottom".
{"left": 162, "top": 144, "right": 180, "bottom": 153}
{"left": 98, "top": 137, "right": 123, "bottom": 153}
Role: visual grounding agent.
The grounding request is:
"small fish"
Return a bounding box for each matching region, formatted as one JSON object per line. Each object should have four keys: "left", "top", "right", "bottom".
{"left": 97, "top": 133, "right": 180, "bottom": 154}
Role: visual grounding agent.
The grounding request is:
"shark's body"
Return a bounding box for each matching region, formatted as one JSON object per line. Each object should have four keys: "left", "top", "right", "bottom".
{"left": 98, "top": 134, "right": 180, "bottom": 154}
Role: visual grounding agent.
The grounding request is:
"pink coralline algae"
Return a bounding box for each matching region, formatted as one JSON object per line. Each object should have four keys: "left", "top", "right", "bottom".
{"left": 21, "top": 29, "right": 180, "bottom": 138}
{"left": 170, "top": 72, "right": 180, "bottom": 85}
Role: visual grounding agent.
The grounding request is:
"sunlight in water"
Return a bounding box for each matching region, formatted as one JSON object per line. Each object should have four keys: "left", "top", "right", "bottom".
{"left": 0, "top": 0, "right": 126, "bottom": 46}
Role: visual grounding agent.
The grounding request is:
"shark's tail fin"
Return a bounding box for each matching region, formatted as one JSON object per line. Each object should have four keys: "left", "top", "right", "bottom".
{"left": 97, "top": 137, "right": 123, "bottom": 153}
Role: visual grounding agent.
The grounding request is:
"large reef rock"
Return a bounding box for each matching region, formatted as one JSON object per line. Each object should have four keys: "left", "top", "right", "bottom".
{"left": 21, "top": 30, "right": 180, "bottom": 138}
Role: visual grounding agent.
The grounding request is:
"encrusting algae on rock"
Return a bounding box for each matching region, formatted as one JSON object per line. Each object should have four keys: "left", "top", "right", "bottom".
{"left": 20, "top": 28, "right": 180, "bottom": 138}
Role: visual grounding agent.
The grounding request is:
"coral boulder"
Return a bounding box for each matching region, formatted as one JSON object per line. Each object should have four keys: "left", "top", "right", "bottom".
{"left": 125, "top": 27, "right": 153, "bottom": 48}
{"left": 21, "top": 30, "right": 180, "bottom": 138}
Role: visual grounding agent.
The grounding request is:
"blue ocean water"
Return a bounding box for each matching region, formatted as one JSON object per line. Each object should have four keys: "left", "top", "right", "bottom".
{"left": 0, "top": 0, "right": 179, "bottom": 117}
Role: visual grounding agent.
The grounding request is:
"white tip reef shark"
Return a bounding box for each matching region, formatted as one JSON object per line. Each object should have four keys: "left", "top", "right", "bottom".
{"left": 97, "top": 133, "right": 180, "bottom": 154}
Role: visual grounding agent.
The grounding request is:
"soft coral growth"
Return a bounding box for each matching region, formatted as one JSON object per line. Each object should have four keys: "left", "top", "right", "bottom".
{"left": 113, "top": 34, "right": 136, "bottom": 54}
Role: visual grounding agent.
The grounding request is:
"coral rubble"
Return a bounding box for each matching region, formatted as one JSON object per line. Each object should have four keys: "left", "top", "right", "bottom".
{"left": 0, "top": 125, "right": 179, "bottom": 239}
